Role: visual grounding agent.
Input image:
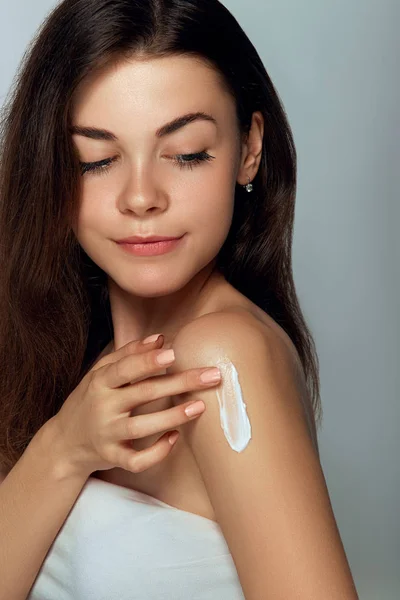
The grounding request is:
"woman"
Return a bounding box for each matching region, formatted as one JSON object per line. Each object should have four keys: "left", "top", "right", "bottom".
{"left": 0, "top": 0, "right": 359, "bottom": 598}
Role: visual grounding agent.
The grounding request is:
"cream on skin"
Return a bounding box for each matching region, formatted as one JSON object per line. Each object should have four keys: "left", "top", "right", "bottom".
{"left": 215, "top": 358, "right": 252, "bottom": 453}
{"left": 70, "top": 55, "right": 264, "bottom": 450}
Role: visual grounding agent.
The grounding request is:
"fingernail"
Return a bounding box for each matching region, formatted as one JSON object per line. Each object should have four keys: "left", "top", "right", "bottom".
{"left": 200, "top": 368, "right": 221, "bottom": 383}
{"left": 156, "top": 348, "right": 175, "bottom": 365}
{"left": 168, "top": 431, "right": 179, "bottom": 445}
{"left": 185, "top": 400, "right": 205, "bottom": 417}
{"left": 143, "top": 333, "right": 162, "bottom": 344}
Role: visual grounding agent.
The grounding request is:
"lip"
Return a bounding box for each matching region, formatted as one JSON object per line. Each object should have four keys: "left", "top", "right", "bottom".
{"left": 116, "top": 235, "right": 182, "bottom": 244}
{"left": 116, "top": 234, "right": 185, "bottom": 256}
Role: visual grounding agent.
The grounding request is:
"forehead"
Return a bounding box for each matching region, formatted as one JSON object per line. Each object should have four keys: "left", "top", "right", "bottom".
{"left": 70, "top": 55, "right": 235, "bottom": 132}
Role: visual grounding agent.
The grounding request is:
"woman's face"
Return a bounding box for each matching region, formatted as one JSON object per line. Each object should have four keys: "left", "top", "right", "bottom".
{"left": 70, "top": 54, "right": 243, "bottom": 297}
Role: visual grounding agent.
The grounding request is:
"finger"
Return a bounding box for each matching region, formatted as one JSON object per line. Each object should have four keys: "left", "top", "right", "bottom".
{"left": 113, "top": 398, "right": 206, "bottom": 441}
{"left": 100, "top": 346, "right": 175, "bottom": 389}
{"left": 113, "top": 430, "right": 179, "bottom": 473}
{"left": 116, "top": 367, "right": 221, "bottom": 413}
{"left": 91, "top": 335, "right": 164, "bottom": 372}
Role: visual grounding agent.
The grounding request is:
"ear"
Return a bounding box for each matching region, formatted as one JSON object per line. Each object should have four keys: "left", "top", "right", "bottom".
{"left": 236, "top": 111, "right": 264, "bottom": 185}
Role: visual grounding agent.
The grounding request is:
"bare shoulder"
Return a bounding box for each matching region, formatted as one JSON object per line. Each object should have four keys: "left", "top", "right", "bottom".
{"left": 169, "top": 308, "right": 357, "bottom": 597}
{"left": 173, "top": 305, "right": 318, "bottom": 453}
{"left": 173, "top": 307, "right": 302, "bottom": 411}
{"left": 178, "top": 303, "right": 302, "bottom": 373}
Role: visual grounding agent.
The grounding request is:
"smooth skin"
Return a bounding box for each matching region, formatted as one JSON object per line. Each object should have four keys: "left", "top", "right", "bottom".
{"left": 51, "top": 333, "right": 221, "bottom": 479}
{"left": 70, "top": 53, "right": 264, "bottom": 351}
{"left": 168, "top": 310, "right": 359, "bottom": 599}
{"left": 0, "top": 54, "right": 264, "bottom": 599}
{"left": 67, "top": 53, "right": 359, "bottom": 598}
{"left": 0, "top": 333, "right": 222, "bottom": 600}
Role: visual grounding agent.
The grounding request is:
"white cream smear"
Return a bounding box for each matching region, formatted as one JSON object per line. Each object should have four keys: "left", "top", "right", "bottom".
{"left": 214, "top": 358, "right": 252, "bottom": 452}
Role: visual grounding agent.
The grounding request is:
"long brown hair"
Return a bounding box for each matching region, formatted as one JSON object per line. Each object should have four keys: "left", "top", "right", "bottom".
{"left": 0, "top": 0, "right": 321, "bottom": 471}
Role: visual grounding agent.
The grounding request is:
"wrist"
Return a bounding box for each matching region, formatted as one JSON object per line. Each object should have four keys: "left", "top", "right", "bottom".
{"left": 34, "top": 417, "right": 90, "bottom": 483}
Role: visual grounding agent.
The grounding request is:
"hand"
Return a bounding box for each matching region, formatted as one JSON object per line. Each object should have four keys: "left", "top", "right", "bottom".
{"left": 49, "top": 335, "right": 221, "bottom": 479}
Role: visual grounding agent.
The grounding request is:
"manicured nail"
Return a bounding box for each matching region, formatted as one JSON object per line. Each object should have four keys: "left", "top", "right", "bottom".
{"left": 200, "top": 368, "right": 221, "bottom": 383}
{"left": 143, "top": 333, "right": 162, "bottom": 344}
{"left": 168, "top": 431, "right": 179, "bottom": 445}
{"left": 156, "top": 348, "right": 175, "bottom": 365}
{"left": 185, "top": 401, "right": 206, "bottom": 418}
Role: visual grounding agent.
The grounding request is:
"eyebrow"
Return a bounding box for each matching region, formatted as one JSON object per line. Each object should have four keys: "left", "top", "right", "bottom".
{"left": 69, "top": 111, "right": 217, "bottom": 141}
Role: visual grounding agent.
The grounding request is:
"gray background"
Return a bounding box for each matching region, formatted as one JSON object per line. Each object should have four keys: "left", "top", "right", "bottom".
{"left": 1, "top": 1, "right": 398, "bottom": 598}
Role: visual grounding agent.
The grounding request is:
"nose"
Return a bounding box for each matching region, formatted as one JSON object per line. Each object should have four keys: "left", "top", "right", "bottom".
{"left": 117, "top": 168, "right": 168, "bottom": 216}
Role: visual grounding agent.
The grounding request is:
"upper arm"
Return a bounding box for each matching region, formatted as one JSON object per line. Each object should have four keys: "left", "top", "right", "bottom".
{"left": 170, "top": 312, "right": 358, "bottom": 599}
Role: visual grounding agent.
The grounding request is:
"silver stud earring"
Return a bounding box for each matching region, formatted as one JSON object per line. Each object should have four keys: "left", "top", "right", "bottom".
{"left": 244, "top": 176, "right": 253, "bottom": 192}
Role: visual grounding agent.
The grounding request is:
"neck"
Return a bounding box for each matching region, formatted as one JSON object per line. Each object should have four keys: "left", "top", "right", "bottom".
{"left": 107, "top": 260, "right": 224, "bottom": 350}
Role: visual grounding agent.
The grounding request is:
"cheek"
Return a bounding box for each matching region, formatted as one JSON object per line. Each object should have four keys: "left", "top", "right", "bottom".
{"left": 186, "top": 164, "right": 236, "bottom": 234}
{"left": 72, "top": 207, "right": 112, "bottom": 276}
{"left": 71, "top": 200, "right": 112, "bottom": 264}
{"left": 74, "top": 191, "right": 113, "bottom": 236}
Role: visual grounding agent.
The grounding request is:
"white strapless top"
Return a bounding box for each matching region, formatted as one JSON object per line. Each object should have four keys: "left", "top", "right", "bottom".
{"left": 28, "top": 476, "right": 245, "bottom": 599}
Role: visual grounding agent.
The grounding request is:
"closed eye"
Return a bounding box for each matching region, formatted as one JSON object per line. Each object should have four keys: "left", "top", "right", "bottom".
{"left": 173, "top": 151, "right": 215, "bottom": 170}
{"left": 79, "top": 151, "right": 215, "bottom": 176}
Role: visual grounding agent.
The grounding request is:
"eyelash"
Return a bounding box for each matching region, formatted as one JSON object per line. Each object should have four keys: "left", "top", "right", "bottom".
{"left": 79, "top": 151, "right": 215, "bottom": 176}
